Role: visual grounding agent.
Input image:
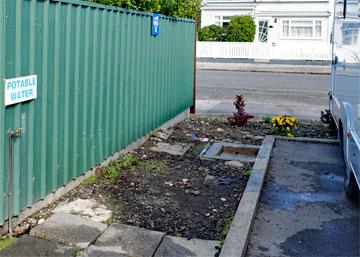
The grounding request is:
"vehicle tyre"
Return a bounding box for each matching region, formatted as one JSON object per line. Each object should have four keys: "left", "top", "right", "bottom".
{"left": 342, "top": 123, "right": 359, "bottom": 199}
{"left": 344, "top": 166, "right": 359, "bottom": 199}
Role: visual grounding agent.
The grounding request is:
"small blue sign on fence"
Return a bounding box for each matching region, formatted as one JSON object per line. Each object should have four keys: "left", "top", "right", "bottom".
{"left": 152, "top": 13, "right": 160, "bottom": 37}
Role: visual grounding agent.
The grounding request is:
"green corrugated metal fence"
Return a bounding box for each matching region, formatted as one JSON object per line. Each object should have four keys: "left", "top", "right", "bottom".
{"left": 0, "top": 0, "right": 195, "bottom": 225}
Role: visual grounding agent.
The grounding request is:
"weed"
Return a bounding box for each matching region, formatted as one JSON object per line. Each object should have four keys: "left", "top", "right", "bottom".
{"left": 320, "top": 109, "right": 336, "bottom": 131}
{"left": 75, "top": 249, "right": 82, "bottom": 257}
{"left": 80, "top": 175, "right": 97, "bottom": 187}
{"left": 142, "top": 161, "right": 167, "bottom": 174}
{"left": 219, "top": 239, "right": 225, "bottom": 248}
{"left": 149, "top": 129, "right": 160, "bottom": 138}
{"left": 101, "top": 166, "right": 119, "bottom": 183}
{"left": 262, "top": 116, "right": 272, "bottom": 124}
{"left": 228, "top": 95, "right": 254, "bottom": 126}
{"left": 100, "top": 154, "right": 140, "bottom": 183}
{"left": 243, "top": 167, "right": 252, "bottom": 177}
{"left": 175, "top": 232, "right": 182, "bottom": 237}
{"left": 111, "top": 154, "right": 139, "bottom": 172}
{"left": 216, "top": 212, "right": 235, "bottom": 250}
{"left": 0, "top": 236, "right": 17, "bottom": 250}
{"left": 106, "top": 216, "right": 113, "bottom": 225}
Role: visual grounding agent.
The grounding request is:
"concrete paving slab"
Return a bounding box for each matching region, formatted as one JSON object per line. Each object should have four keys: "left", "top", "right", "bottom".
{"left": 150, "top": 142, "right": 191, "bottom": 156}
{"left": 29, "top": 212, "right": 107, "bottom": 249}
{"left": 154, "top": 130, "right": 173, "bottom": 141}
{"left": 53, "top": 198, "right": 112, "bottom": 223}
{"left": 154, "top": 236, "right": 219, "bottom": 257}
{"left": 83, "top": 223, "right": 164, "bottom": 257}
{"left": 0, "top": 235, "right": 76, "bottom": 257}
{"left": 80, "top": 246, "right": 130, "bottom": 257}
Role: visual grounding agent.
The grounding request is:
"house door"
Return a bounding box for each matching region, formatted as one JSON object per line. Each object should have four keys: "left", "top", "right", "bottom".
{"left": 258, "top": 20, "right": 269, "bottom": 43}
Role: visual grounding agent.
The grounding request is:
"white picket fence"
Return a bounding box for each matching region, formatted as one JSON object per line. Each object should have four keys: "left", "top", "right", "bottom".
{"left": 197, "top": 42, "right": 332, "bottom": 61}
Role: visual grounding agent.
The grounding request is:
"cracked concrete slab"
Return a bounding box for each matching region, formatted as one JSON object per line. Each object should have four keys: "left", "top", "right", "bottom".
{"left": 153, "top": 130, "right": 173, "bottom": 141}
{"left": 83, "top": 223, "right": 164, "bottom": 257}
{"left": 150, "top": 142, "right": 191, "bottom": 156}
{"left": 29, "top": 212, "right": 107, "bottom": 249}
{"left": 246, "top": 140, "right": 359, "bottom": 257}
{"left": 53, "top": 198, "right": 112, "bottom": 223}
{"left": 154, "top": 236, "right": 219, "bottom": 257}
{"left": 0, "top": 235, "right": 76, "bottom": 257}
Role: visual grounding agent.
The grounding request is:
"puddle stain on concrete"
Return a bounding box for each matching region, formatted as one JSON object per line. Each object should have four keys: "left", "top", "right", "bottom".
{"left": 280, "top": 217, "right": 360, "bottom": 257}
{"left": 262, "top": 185, "right": 345, "bottom": 212}
{"left": 246, "top": 140, "right": 359, "bottom": 257}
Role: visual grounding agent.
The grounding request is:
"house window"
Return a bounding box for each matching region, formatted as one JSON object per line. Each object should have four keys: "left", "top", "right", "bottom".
{"left": 282, "top": 20, "right": 323, "bottom": 39}
{"left": 214, "top": 16, "right": 233, "bottom": 27}
{"left": 283, "top": 21, "right": 289, "bottom": 37}
{"left": 315, "top": 21, "right": 322, "bottom": 37}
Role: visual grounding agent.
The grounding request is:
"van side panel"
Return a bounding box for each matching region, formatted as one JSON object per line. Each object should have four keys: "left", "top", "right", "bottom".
{"left": 331, "top": 0, "right": 360, "bottom": 184}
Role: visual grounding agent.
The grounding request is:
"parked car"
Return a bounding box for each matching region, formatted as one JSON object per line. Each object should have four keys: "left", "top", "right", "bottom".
{"left": 330, "top": 0, "right": 360, "bottom": 198}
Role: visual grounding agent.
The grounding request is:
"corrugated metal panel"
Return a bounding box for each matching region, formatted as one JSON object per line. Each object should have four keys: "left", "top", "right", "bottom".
{"left": 0, "top": 0, "right": 195, "bottom": 225}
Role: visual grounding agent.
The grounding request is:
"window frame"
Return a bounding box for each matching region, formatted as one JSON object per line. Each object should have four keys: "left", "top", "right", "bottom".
{"left": 281, "top": 19, "right": 324, "bottom": 40}
{"left": 214, "top": 15, "right": 233, "bottom": 27}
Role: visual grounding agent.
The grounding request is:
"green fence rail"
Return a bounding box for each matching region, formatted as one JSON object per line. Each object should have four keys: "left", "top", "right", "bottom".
{"left": 0, "top": 0, "right": 195, "bottom": 226}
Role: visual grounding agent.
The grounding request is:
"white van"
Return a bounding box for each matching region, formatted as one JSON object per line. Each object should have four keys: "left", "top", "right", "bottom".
{"left": 331, "top": 0, "right": 360, "bottom": 197}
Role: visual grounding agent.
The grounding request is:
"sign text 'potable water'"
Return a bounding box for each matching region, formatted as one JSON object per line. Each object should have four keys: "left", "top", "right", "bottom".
{"left": 4, "top": 75, "right": 38, "bottom": 106}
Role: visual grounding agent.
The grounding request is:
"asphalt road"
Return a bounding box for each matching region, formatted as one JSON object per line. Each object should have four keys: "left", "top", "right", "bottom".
{"left": 246, "top": 140, "right": 359, "bottom": 257}
{"left": 196, "top": 70, "right": 331, "bottom": 119}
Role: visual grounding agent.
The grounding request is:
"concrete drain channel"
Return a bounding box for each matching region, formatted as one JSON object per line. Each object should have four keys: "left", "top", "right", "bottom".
{"left": 199, "top": 141, "right": 260, "bottom": 163}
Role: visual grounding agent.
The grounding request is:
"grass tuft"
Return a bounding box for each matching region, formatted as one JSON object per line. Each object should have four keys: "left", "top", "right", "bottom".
{"left": 0, "top": 236, "right": 17, "bottom": 250}
{"left": 243, "top": 167, "right": 252, "bottom": 177}
{"left": 80, "top": 175, "right": 97, "bottom": 187}
{"left": 262, "top": 116, "right": 272, "bottom": 124}
{"left": 142, "top": 161, "right": 167, "bottom": 174}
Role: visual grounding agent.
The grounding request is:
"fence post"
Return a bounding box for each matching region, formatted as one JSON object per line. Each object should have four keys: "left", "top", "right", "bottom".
{"left": 190, "top": 25, "right": 197, "bottom": 114}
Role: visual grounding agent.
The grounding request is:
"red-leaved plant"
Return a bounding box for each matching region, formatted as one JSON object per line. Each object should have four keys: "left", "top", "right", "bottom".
{"left": 227, "top": 95, "right": 254, "bottom": 126}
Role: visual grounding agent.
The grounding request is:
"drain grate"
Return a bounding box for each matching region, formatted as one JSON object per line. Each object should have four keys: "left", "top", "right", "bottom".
{"left": 199, "top": 141, "right": 260, "bottom": 162}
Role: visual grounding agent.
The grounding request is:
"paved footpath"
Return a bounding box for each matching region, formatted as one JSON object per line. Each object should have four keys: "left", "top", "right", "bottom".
{"left": 197, "top": 62, "right": 331, "bottom": 75}
{"left": 0, "top": 212, "right": 219, "bottom": 257}
{"left": 246, "top": 140, "right": 359, "bottom": 257}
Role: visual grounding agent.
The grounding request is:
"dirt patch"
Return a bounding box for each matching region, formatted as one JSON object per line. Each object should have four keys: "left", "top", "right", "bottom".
{"left": 18, "top": 115, "right": 335, "bottom": 241}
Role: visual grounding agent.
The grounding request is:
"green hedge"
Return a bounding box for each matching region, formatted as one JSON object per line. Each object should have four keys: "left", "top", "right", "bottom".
{"left": 198, "top": 16, "right": 256, "bottom": 42}
{"left": 226, "top": 16, "right": 256, "bottom": 42}
{"left": 198, "top": 25, "right": 226, "bottom": 41}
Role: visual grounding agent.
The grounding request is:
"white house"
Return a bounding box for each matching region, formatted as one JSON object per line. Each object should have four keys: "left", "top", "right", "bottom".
{"left": 201, "top": 0, "right": 333, "bottom": 46}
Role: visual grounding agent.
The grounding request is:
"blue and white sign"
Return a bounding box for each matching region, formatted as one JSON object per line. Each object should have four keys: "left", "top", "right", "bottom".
{"left": 4, "top": 75, "right": 37, "bottom": 106}
{"left": 152, "top": 13, "right": 160, "bottom": 37}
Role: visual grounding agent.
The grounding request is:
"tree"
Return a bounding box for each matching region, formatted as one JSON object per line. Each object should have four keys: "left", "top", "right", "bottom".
{"left": 198, "top": 25, "right": 226, "bottom": 41}
{"left": 226, "top": 16, "right": 256, "bottom": 42}
{"left": 84, "top": 0, "right": 201, "bottom": 19}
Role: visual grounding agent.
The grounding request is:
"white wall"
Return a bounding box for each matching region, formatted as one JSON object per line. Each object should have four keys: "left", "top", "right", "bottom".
{"left": 201, "top": 0, "right": 332, "bottom": 44}
{"left": 201, "top": 9, "right": 255, "bottom": 27}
